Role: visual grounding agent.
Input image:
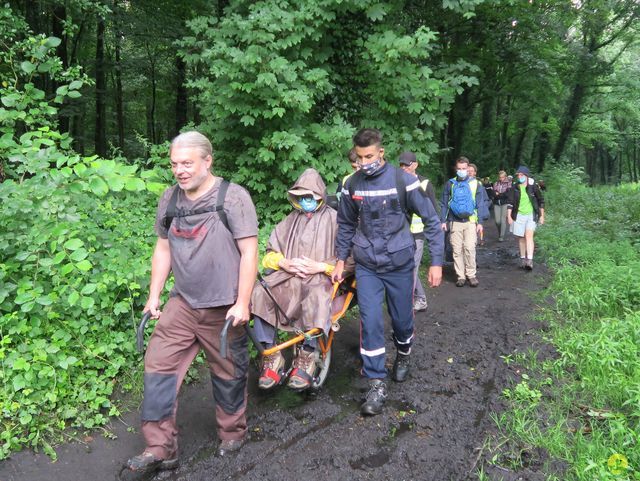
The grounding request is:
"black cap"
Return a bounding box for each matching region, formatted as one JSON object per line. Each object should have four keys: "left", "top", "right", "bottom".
{"left": 399, "top": 151, "right": 417, "bottom": 165}
{"left": 516, "top": 165, "right": 530, "bottom": 176}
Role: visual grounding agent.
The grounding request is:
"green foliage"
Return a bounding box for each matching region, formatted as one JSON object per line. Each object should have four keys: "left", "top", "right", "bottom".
{"left": 0, "top": 5, "right": 169, "bottom": 459}
{"left": 491, "top": 176, "right": 640, "bottom": 480}
{"left": 181, "top": 0, "right": 479, "bottom": 220}
{"left": 0, "top": 159, "right": 164, "bottom": 459}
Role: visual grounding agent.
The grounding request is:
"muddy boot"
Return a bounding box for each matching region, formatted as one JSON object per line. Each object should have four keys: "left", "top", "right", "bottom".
{"left": 360, "top": 379, "right": 387, "bottom": 416}
{"left": 392, "top": 351, "right": 410, "bottom": 382}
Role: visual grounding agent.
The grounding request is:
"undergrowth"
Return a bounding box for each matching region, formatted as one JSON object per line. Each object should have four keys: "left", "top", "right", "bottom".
{"left": 485, "top": 164, "right": 640, "bottom": 480}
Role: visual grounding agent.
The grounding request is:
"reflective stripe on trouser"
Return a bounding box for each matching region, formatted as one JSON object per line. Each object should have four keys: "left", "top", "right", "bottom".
{"left": 356, "top": 263, "right": 415, "bottom": 379}
{"left": 450, "top": 221, "right": 477, "bottom": 280}
{"left": 413, "top": 238, "right": 426, "bottom": 301}
{"left": 141, "top": 295, "right": 248, "bottom": 459}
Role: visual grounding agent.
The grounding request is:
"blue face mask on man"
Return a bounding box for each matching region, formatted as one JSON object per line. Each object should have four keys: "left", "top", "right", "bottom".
{"left": 456, "top": 169, "right": 468, "bottom": 179}
{"left": 299, "top": 196, "right": 318, "bottom": 212}
{"left": 518, "top": 175, "right": 527, "bottom": 184}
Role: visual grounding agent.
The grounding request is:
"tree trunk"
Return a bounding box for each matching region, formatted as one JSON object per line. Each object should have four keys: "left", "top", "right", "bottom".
{"left": 94, "top": 15, "right": 107, "bottom": 157}
{"left": 174, "top": 57, "right": 188, "bottom": 138}
{"left": 113, "top": 1, "right": 125, "bottom": 152}
{"left": 513, "top": 118, "right": 529, "bottom": 169}
{"left": 52, "top": 3, "right": 69, "bottom": 133}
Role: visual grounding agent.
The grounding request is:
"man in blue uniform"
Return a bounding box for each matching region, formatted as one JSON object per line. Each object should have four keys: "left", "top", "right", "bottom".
{"left": 331, "top": 128, "right": 444, "bottom": 416}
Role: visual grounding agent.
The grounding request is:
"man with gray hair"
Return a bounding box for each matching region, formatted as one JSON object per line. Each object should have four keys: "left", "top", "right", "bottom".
{"left": 125, "top": 131, "right": 258, "bottom": 476}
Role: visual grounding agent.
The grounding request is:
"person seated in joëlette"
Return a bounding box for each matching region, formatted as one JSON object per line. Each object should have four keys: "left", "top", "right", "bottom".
{"left": 251, "top": 168, "right": 352, "bottom": 391}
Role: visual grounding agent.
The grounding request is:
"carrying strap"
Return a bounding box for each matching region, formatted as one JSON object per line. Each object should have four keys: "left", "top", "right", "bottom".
{"left": 163, "top": 179, "right": 231, "bottom": 232}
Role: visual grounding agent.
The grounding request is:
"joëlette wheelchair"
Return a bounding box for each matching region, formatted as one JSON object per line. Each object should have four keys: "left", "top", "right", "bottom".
{"left": 136, "top": 272, "right": 357, "bottom": 392}
{"left": 222, "top": 271, "right": 357, "bottom": 391}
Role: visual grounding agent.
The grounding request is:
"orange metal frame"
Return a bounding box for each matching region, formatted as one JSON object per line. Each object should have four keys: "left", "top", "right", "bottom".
{"left": 260, "top": 278, "right": 356, "bottom": 357}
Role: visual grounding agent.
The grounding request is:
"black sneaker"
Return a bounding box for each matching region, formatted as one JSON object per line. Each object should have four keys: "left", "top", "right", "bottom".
{"left": 360, "top": 379, "right": 387, "bottom": 416}
{"left": 525, "top": 259, "right": 533, "bottom": 271}
{"left": 392, "top": 352, "right": 410, "bottom": 382}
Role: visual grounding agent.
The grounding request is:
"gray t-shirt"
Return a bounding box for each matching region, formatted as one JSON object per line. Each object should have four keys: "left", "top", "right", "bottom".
{"left": 154, "top": 178, "right": 258, "bottom": 309}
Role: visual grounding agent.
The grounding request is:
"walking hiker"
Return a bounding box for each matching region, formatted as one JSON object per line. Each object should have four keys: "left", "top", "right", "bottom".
{"left": 440, "top": 156, "right": 489, "bottom": 287}
{"left": 331, "top": 128, "right": 444, "bottom": 416}
{"left": 252, "top": 168, "right": 351, "bottom": 391}
{"left": 399, "top": 151, "right": 439, "bottom": 312}
{"left": 492, "top": 170, "right": 511, "bottom": 242}
{"left": 507, "top": 166, "right": 545, "bottom": 270}
{"left": 125, "top": 131, "right": 259, "bottom": 476}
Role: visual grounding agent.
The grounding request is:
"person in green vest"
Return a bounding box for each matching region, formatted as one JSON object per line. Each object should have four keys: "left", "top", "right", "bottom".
{"left": 507, "top": 166, "right": 545, "bottom": 270}
{"left": 399, "top": 151, "right": 439, "bottom": 312}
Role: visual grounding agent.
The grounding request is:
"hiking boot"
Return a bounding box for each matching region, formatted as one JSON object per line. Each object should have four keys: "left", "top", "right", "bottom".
{"left": 520, "top": 258, "right": 527, "bottom": 269}
{"left": 525, "top": 259, "right": 533, "bottom": 271}
{"left": 361, "top": 379, "right": 387, "bottom": 416}
{"left": 217, "top": 438, "right": 246, "bottom": 457}
{"left": 287, "top": 348, "right": 316, "bottom": 391}
{"left": 392, "top": 352, "right": 410, "bottom": 382}
{"left": 126, "top": 451, "right": 178, "bottom": 475}
{"left": 468, "top": 277, "right": 479, "bottom": 287}
{"left": 455, "top": 278, "right": 466, "bottom": 287}
{"left": 413, "top": 298, "right": 428, "bottom": 312}
{"left": 258, "top": 350, "right": 285, "bottom": 390}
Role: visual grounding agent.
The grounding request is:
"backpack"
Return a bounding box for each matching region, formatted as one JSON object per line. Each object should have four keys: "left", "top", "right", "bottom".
{"left": 162, "top": 179, "right": 231, "bottom": 231}
{"left": 448, "top": 178, "right": 476, "bottom": 219}
{"left": 347, "top": 167, "right": 411, "bottom": 223}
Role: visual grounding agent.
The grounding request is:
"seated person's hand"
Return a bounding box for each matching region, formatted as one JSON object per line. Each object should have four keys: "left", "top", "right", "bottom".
{"left": 296, "top": 256, "right": 327, "bottom": 277}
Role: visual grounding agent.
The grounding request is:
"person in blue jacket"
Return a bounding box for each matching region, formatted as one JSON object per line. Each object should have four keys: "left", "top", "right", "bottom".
{"left": 331, "top": 128, "right": 444, "bottom": 416}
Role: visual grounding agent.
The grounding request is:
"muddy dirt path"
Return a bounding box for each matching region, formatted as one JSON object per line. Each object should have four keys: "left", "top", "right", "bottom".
{"left": 0, "top": 225, "right": 548, "bottom": 481}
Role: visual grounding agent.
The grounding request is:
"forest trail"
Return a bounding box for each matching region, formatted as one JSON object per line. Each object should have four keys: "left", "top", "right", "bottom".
{"left": 0, "top": 225, "right": 550, "bottom": 481}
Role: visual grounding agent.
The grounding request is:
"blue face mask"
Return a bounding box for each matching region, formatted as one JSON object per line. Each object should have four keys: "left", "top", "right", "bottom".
{"left": 299, "top": 197, "right": 318, "bottom": 212}
{"left": 456, "top": 169, "right": 468, "bottom": 179}
{"left": 359, "top": 158, "right": 383, "bottom": 176}
{"left": 518, "top": 176, "right": 526, "bottom": 184}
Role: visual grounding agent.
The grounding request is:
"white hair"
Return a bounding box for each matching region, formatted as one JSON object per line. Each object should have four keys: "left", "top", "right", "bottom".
{"left": 170, "top": 131, "right": 212, "bottom": 159}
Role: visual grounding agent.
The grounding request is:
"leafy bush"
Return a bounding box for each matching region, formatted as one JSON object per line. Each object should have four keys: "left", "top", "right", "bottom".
{"left": 0, "top": 157, "right": 166, "bottom": 459}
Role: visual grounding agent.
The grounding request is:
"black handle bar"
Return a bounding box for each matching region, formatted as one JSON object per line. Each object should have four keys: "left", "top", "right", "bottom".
{"left": 136, "top": 311, "right": 152, "bottom": 354}
{"left": 220, "top": 316, "right": 264, "bottom": 359}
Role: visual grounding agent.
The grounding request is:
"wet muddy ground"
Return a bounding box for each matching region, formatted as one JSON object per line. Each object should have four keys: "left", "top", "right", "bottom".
{"left": 0, "top": 226, "right": 551, "bottom": 481}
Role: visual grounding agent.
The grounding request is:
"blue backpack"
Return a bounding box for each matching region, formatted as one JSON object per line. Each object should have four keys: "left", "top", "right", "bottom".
{"left": 448, "top": 178, "right": 476, "bottom": 219}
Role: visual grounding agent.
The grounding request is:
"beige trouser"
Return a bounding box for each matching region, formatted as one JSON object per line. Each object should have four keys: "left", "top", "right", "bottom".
{"left": 450, "top": 221, "right": 477, "bottom": 280}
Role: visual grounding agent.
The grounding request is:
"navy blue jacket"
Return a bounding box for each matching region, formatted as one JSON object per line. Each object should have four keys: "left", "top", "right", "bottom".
{"left": 440, "top": 176, "right": 490, "bottom": 223}
{"left": 336, "top": 162, "right": 444, "bottom": 272}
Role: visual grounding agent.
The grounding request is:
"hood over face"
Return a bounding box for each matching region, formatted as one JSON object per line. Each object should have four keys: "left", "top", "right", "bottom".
{"left": 287, "top": 168, "right": 327, "bottom": 210}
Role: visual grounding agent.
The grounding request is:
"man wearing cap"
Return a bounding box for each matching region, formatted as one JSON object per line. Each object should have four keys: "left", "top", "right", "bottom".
{"left": 507, "top": 166, "right": 545, "bottom": 270}
{"left": 332, "top": 128, "right": 444, "bottom": 416}
{"left": 399, "top": 151, "right": 439, "bottom": 312}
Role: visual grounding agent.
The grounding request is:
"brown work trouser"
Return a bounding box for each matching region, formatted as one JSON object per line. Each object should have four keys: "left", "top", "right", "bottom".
{"left": 141, "top": 295, "right": 248, "bottom": 460}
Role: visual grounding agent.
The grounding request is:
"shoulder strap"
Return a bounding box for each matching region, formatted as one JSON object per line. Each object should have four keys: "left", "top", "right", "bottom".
{"left": 216, "top": 179, "right": 230, "bottom": 232}
{"left": 395, "top": 166, "right": 408, "bottom": 219}
{"left": 163, "top": 187, "right": 181, "bottom": 229}
{"left": 162, "top": 179, "right": 231, "bottom": 233}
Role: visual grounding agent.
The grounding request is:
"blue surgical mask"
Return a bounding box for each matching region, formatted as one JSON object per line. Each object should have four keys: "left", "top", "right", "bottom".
{"left": 299, "top": 197, "right": 318, "bottom": 212}
{"left": 518, "top": 176, "right": 526, "bottom": 184}
{"left": 456, "top": 169, "right": 468, "bottom": 179}
{"left": 359, "top": 158, "right": 383, "bottom": 176}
